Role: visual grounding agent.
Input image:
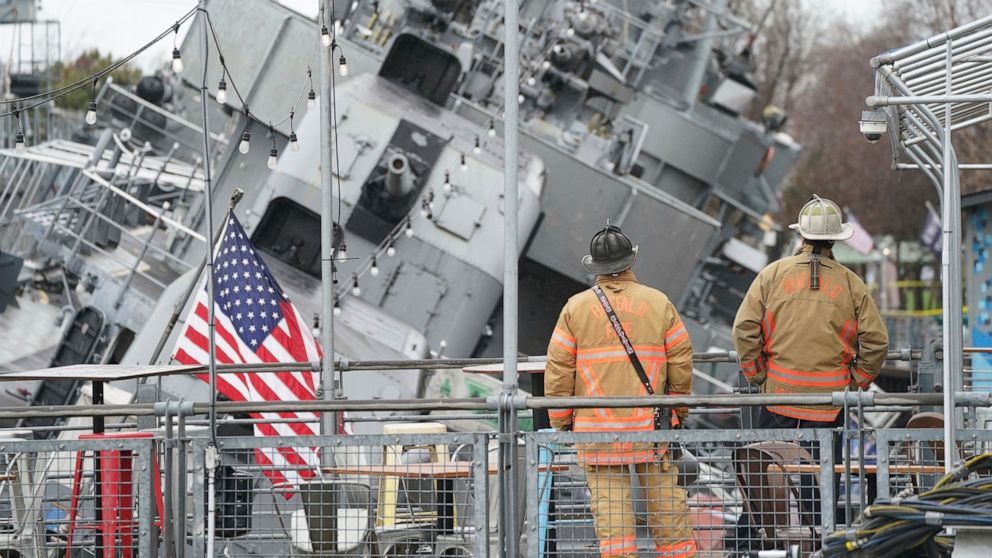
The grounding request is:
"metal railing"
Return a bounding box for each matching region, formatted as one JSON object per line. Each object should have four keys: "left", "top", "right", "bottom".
{"left": 0, "top": 389, "right": 986, "bottom": 557}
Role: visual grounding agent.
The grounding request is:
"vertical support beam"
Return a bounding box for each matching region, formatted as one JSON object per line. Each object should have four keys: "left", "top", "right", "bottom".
{"left": 197, "top": 2, "right": 218, "bottom": 441}
{"left": 190, "top": 440, "right": 206, "bottom": 558}
{"left": 137, "top": 440, "right": 157, "bottom": 558}
{"left": 318, "top": 0, "right": 338, "bottom": 449}
{"left": 876, "top": 430, "right": 891, "bottom": 499}
{"left": 501, "top": 1, "right": 520, "bottom": 405}
{"left": 817, "top": 428, "right": 836, "bottom": 538}
{"left": 524, "top": 435, "right": 540, "bottom": 557}
{"left": 197, "top": 7, "right": 221, "bottom": 558}
{"left": 499, "top": 1, "right": 521, "bottom": 557}
{"left": 942, "top": 40, "right": 961, "bottom": 471}
{"left": 473, "top": 434, "right": 491, "bottom": 558}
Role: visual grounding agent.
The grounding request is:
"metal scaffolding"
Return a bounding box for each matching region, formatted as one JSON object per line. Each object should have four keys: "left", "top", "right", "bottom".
{"left": 866, "top": 14, "right": 992, "bottom": 472}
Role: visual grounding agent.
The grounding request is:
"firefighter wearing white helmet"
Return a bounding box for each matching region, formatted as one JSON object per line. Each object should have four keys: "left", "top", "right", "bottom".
{"left": 731, "top": 195, "right": 888, "bottom": 537}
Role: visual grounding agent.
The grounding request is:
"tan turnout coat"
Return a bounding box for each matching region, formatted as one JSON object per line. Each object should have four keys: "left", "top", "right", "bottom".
{"left": 544, "top": 271, "right": 693, "bottom": 464}
{"left": 732, "top": 245, "right": 889, "bottom": 421}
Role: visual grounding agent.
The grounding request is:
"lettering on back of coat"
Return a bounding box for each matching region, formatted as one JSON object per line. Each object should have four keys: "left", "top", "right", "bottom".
{"left": 780, "top": 271, "right": 843, "bottom": 300}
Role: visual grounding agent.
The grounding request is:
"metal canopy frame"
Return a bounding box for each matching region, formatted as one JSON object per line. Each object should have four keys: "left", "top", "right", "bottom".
{"left": 867, "top": 14, "right": 992, "bottom": 472}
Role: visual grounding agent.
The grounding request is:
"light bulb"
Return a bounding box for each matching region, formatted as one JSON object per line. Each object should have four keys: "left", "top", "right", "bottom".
{"left": 85, "top": 101, "right": 97, "bottom": 125}
{"left": 542, "top": 60, "right": 551, "bottom": 70}
{"left": 267, "top": 147, "right": 278, "bottom": 170}
{"left": 321, "top": 25, "right": 332, "bottom": 47}
{"left": 386, "top": 241, "right": 396, "bottom": 257}
{"left": 405, "top": 221, "right": 413, "bottom": 238}
{"left": 311, "top": 326, "right": 320, "bottom": 338}
{"left": 336, "top": 242, "right": 348, "bottom": 262}
{"left": 238, "top": 130, "right": 251, "bottom": 154}
{"left": 333, "top": 300, "right": 342, "bottom": 316}
{"left": 487, "top": 122, "right": 496, "bottom": 138}
{"left": 217, "top": 78, "right": 227, "bottom": 105}
{"left": 566, "top": 27, "right": 575, "bottom": 37}
{"left": 172, "top": 48, "right": 183, "bottom": 73}
{"left": 338, "top": 55, "right": 349, "bottom": 77}
{"left": 518, "top": 93, "right": 525, "bottom": 104}
{"left": 419, "top": 205, "right": 429, "bottom": 219}
{"left": 307, "top": 90, "right": 316, "bottom": 108}
{"left": 443, "top": 182, "right": 452, "bottom": 196}
{"left": 460, "top": 153, "right": 467, "bottom": 171}
{"left": 370, "top": 256, "right": 379, "bottom": 277}
{"left": 289, "top": 132, "right": 300, "bottom": 151}
{"left": 351, "top": 274, "right": 361, "bottom": 297}
{"left": 473, "top": 136, "right": 481, "bottom": 155}
{"left": 14, "top": 132, "right": 24, "bottom": 152}
{"left": 526, "top": 76, "right": 536, "bottom": 86}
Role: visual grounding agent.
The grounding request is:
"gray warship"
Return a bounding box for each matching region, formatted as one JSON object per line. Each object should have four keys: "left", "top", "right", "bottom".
{"left": 0, "top": 0, "right": 798, "bottom": 431}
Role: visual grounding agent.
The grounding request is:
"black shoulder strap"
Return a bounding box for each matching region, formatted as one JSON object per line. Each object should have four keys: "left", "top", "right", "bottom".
{"left": 591, "top": 285, "right": 654, "bottom": 395}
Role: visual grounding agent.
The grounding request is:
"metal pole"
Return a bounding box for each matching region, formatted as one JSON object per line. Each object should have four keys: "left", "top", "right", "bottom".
{"left": 941, "top": 39, "right": 960, "bottom": 472}
{"left": 196, "top": 0, "right": 221, "bottom": 447}
{"left": 318, "top": 0, "right": 337, "bottom": 449}
{"left": 501, "top": 0, "right": 520, "bottom": 555}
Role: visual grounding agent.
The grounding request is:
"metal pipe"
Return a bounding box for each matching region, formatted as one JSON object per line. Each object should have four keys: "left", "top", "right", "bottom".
{"left": 904, "top": 145, "right": 945, "bottom": 207}
{"left": 871, "top": 14, "right": 992, "bottom": 66}
{"left": 95, "top": 348, "right": 924, "bottom": 377}
{"left": 942, "top": 40, "right": 961, "bottom": 471}
{"left": 319, "top": 0, "right": 337, "bottom": 446}
{"left": 501, "top": 1, "right": 521, "bottom": 554}
{"left": 384, "top": 153, "right": 412, "bottom": 196}
{"left": 682, "top": 0, "right": 722, "bottom": 109}
{"left": 867, "top": 94, "right": 992, "bottom": 106}
{"left": 197, "top": 2, "right": 220, "bottom": 452}
{"left": 113, "top": 203, "right": 166, "bottom": 309}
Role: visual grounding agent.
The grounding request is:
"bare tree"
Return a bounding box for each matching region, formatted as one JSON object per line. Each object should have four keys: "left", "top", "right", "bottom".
{"left": 741, "top": 0, "right": 992, "bottom": 240}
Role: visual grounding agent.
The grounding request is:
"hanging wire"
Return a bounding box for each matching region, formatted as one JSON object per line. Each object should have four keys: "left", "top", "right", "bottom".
{"left": 0, "top": 6, "right": 199, "bottom": 116}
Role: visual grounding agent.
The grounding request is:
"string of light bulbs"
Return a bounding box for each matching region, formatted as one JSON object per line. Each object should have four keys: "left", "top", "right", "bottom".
{"left": 4, "top": 6, "right": 200, "bottom": 151}
{"left": 332, "top": 213, "right": 417, "bottom": 314}
{"left": 5, "top": 4, "right": 350, "bottom": 162}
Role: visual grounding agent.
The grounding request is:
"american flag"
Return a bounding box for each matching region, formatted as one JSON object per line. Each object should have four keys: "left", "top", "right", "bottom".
{"left": 172, "top": 212, "right": 321, "bottom": 492}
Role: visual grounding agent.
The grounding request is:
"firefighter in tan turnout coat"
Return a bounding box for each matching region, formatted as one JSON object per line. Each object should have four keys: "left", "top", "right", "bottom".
{"left": 733, "top": 195, "right": 888, "bottom": 424}
{"left": 545, "top": 225, "right": 696, "bottom": 558}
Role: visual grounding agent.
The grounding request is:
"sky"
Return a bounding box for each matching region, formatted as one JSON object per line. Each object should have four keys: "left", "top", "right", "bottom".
{"left": 3, "top": 0, "right": 881, "bottom": 74}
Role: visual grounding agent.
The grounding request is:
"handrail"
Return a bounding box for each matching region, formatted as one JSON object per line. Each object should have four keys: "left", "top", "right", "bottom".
{"left": 0, "top": 390, "right": 983, "bottom": 420}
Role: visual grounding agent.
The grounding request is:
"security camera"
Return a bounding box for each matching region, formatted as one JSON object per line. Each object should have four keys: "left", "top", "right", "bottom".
{"left": 860, "top": 109, "right": 888, "bottom": 143}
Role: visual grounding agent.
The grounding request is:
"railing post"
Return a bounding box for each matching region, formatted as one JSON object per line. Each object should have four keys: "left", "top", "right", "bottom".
{"left": 876, "top": 429, "right": 891, "bottom": 499}
{"left": 137, "top": 438, "right": 158, "bottom": 558}
{"left": 523, "top": 433, "right": 540, "bottom": 557}
{"left": 190, "top": 439, "right": 207, "bottom": 558}
{"left": 817, "top": 427, "right": 836, "bottom": 537}
{"left": 473, "top": 433, "right": 491, "bottom": 558}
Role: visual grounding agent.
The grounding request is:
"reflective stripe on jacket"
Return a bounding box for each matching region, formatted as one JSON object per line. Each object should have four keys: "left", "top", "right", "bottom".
{"left": 544, "top": 270, "right": 693, "bottom": 464}
{"left": 732, "top": 245, "right": 889, "bottom": 422}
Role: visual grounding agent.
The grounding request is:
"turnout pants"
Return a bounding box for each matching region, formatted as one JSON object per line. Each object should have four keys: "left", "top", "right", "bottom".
{"left": 582, "top": 456, "right": 697, "bottom": 558}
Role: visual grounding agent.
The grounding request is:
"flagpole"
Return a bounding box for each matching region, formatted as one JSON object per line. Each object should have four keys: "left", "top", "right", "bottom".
{"left": 318, "top": 0, "right": 337, "bottom": 449}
